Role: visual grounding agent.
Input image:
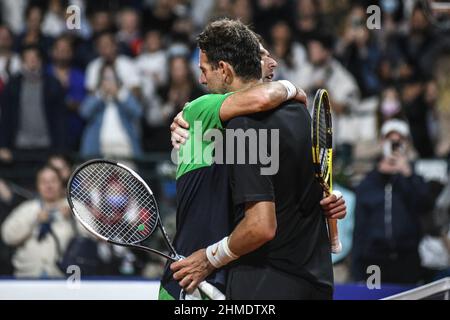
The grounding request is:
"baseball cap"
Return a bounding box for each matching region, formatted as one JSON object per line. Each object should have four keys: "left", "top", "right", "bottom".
{"left": 381, "top": 119, "right": 410, "bottom": 138}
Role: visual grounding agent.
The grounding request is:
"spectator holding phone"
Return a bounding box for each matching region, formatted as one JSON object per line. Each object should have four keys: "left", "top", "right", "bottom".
{"left": 351, "top": 119, "right": 435, "bottom": 284}
{"left": 1, "top": 166, "right": 74, "bottom": 278}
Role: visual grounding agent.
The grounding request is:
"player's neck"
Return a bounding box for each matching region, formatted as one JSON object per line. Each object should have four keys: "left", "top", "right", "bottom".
{"left": 228, "top": 78, "right": 260, "bottom": 92}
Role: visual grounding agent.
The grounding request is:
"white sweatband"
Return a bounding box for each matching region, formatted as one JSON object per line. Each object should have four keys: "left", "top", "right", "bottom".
{"left": 206, "top": 237, "right": 239, "bottom": 269}
{"left": 279, "top": 80, "right": 297, "bottom": 100}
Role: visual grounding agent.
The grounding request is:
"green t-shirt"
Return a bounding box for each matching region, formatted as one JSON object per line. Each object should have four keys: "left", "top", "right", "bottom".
{"left": 176, "top": 93, "right": 233, "bottom": 179}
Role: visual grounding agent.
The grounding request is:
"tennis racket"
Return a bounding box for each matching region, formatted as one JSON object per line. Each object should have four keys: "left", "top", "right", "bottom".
{"left": 311, "top": 89, "right": 342, "bottom": 254}
{"left": 67, "top": 159, "right": 225, "bottom": 300}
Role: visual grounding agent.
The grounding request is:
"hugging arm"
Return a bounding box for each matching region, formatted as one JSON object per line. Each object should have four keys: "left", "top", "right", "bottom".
{"left": 219, "top": 80, "right": 306, "bottom": 121}
{"left": 170, "top": 81, "right": 306, "bottom": 148}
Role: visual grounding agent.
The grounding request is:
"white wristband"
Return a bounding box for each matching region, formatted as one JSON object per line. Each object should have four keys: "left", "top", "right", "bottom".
{"left": 279, "top": 80, "right": 297, "bottom": 100}
{"left": 206, "top": 237, "right": 239, "bottom": 269}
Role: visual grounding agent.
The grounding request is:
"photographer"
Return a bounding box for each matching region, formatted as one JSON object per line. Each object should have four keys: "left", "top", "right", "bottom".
{"left": 1, "top": 166, "right": 74, "bottom": 278}
{"left": 351, "top": 119, "right": 434, "bottom": 284}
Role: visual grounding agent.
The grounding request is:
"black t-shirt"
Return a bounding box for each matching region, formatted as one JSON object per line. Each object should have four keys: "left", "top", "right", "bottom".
{"left": 226, "top": 101, "right": 333, "bottom": 289}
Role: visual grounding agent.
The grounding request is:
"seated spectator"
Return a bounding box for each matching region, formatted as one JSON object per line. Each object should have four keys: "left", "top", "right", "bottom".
{"left": 352, "top": 120, "right": 435, "bottom": 284}
{"left": 47, "top": 154, "right": 73, "bottom": 185}
{"left": 0, "top": 0, "right": 27, "bottom": 35}
{"left": 41, "top": 0, "right": 67, "bottom": 38}
{"left": 71, "top": 9, "right": 114, "bottom": 70}
{"left": 80, "top": 63, "right": 143, "bottom": 160}
{"left": 47, "top": 36, "right": 86, "bottom": 151}
{"left": 143, "top": 55, "right": 204, "bottom": 152}
{"left": 400, "top": 73, "right": 435, "bottom": 158}
{"left": 268, "top": 20, "right": 307, "bottom": 82}
{"left": 296, "top": 33, "right": 360, "bottom": 168}
{"left": 0, "top": 179, "right": 21, "bottom": 275}
{"left": 294, "top": 0, "right": 322, "bottom": 45}
{"left": 0, "top": 25, "right": 21, "bottom": 94}
{"left": 15, "top": 4, "right": 53, "bottom": 60}
{"left": 87, "top": 9, "right": 114, "bottom": 36}
{"left": 116, "top": 7, "right": 142, "bottom": 57}
{"left": 85, "top": 31, "right": 141, "bottom": 97}
{"left": 395, "top": 2, "right": 439, "bottom": 78}
{"left": 0, "top": 45, "right": 66, "bottom": 164}
{"left": 169, "top": 16, "right": 195, "bottom": 51}
{"left": 135, "top": 29, "right": 168, "bottom": 108}
{"left": 376, "top": 86, "right": 404, "bottom": 129}
{"left": 142, "top": 0, "right": 178, "bottom": 35}
{"left": 1, "top": 166, "right": 74, "bottom": 278}
{"left": 252, "top": 0, "right": 291, "bottom": 40}
{"left": 231, "top": 0, "right": 253, "bottom": 25}
{"left": 335, "top": 5, "right": 382, "bottom": 98}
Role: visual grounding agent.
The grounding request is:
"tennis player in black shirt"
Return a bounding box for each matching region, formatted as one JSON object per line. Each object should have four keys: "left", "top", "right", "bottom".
{"left": 223, "top": 102, "right": 334, "bottom": 299}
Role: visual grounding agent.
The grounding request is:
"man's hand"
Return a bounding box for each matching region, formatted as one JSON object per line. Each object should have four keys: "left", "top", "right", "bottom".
{"left": 170, "top": 112, "right": 189, "bottom": 150}
{"left": 170, "top": 249, "right": 216, "bottom": 294}
{"left": 294, "top": 86, "right": 307, "bottom": 106}
{"left": 320, "top": 192, "right": 346, "bottom": 220}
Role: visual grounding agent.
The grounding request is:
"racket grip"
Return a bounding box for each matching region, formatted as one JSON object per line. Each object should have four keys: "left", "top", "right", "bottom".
{"left": 327, "top": 218, "right": 342, "bottom": 254}
{"left": 198, "top": 281, "right": 226, "bottom": 300}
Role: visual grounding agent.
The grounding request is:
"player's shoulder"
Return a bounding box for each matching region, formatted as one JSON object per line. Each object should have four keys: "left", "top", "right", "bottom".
{"left": 226, "top": 114, "right": 262, "bottom": 130}
{"left": 183, "top": 93, "right": 228, "bottom": 115}
{"left": 186, "top": 93, "right": 227, "bottom": 107}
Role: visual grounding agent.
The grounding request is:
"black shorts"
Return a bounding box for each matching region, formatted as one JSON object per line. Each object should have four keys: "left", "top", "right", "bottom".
{"left": 226, "top": 264, "right": 333, "bottom": 300}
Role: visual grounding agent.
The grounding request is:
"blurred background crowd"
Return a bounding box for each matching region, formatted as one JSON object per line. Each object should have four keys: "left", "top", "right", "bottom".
{"left": 0, "top": 0, "right": 449, "bottom": 287}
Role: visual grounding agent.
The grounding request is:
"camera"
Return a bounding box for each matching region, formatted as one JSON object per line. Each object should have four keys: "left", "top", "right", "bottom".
{"left": 391, "top": 141, "right": 402, "bottom": 152}
{"left": 383, "top": 140, "right": 405, "bottom": 157}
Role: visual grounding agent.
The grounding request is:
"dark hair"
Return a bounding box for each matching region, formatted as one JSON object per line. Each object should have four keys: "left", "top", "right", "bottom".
{"left": 94, "top": 30, "right": 116, "bottom": 45}
{"left": 254, "top": 32, "right": 263, "bottom": 43}
{"left": 53, "top": 35, "right": 73, "bottom": 49}
{"left": 36, "top": 165, "right": 64, "bottom": 186}
{"left": 197, "top": 18, "right": 262, "bottom": 81}
{"left": 25, "top": 4, "right": 43, "bottom": 20}
{"left": 308, "top": 32, "right": 335, "bottom": 51}
{"left": 0, "top": 25, "right": 14, "bottom": 39}
{"left": 47, "top": 153, "right": 73, "bottom": 169}
{"left": 168, "top": 54, "right": 196, "bottom": 84}
{"left": 20, "top": 44, "right": 43, "bottom": 60}
{"left": 269, "top": 20, "right": 295, "bottom": 69}
{"left": 97, "top": 61, "right": 122, "bottom": 89}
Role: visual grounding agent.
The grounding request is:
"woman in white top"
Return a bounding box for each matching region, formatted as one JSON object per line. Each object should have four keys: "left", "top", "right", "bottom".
{"left": 1, "top": 166, "right": 74, "bottom": 278}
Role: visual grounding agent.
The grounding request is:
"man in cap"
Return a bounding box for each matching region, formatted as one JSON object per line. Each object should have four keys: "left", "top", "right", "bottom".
{"left": 351, "top": 119, "right": 435, "bottom": 284}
